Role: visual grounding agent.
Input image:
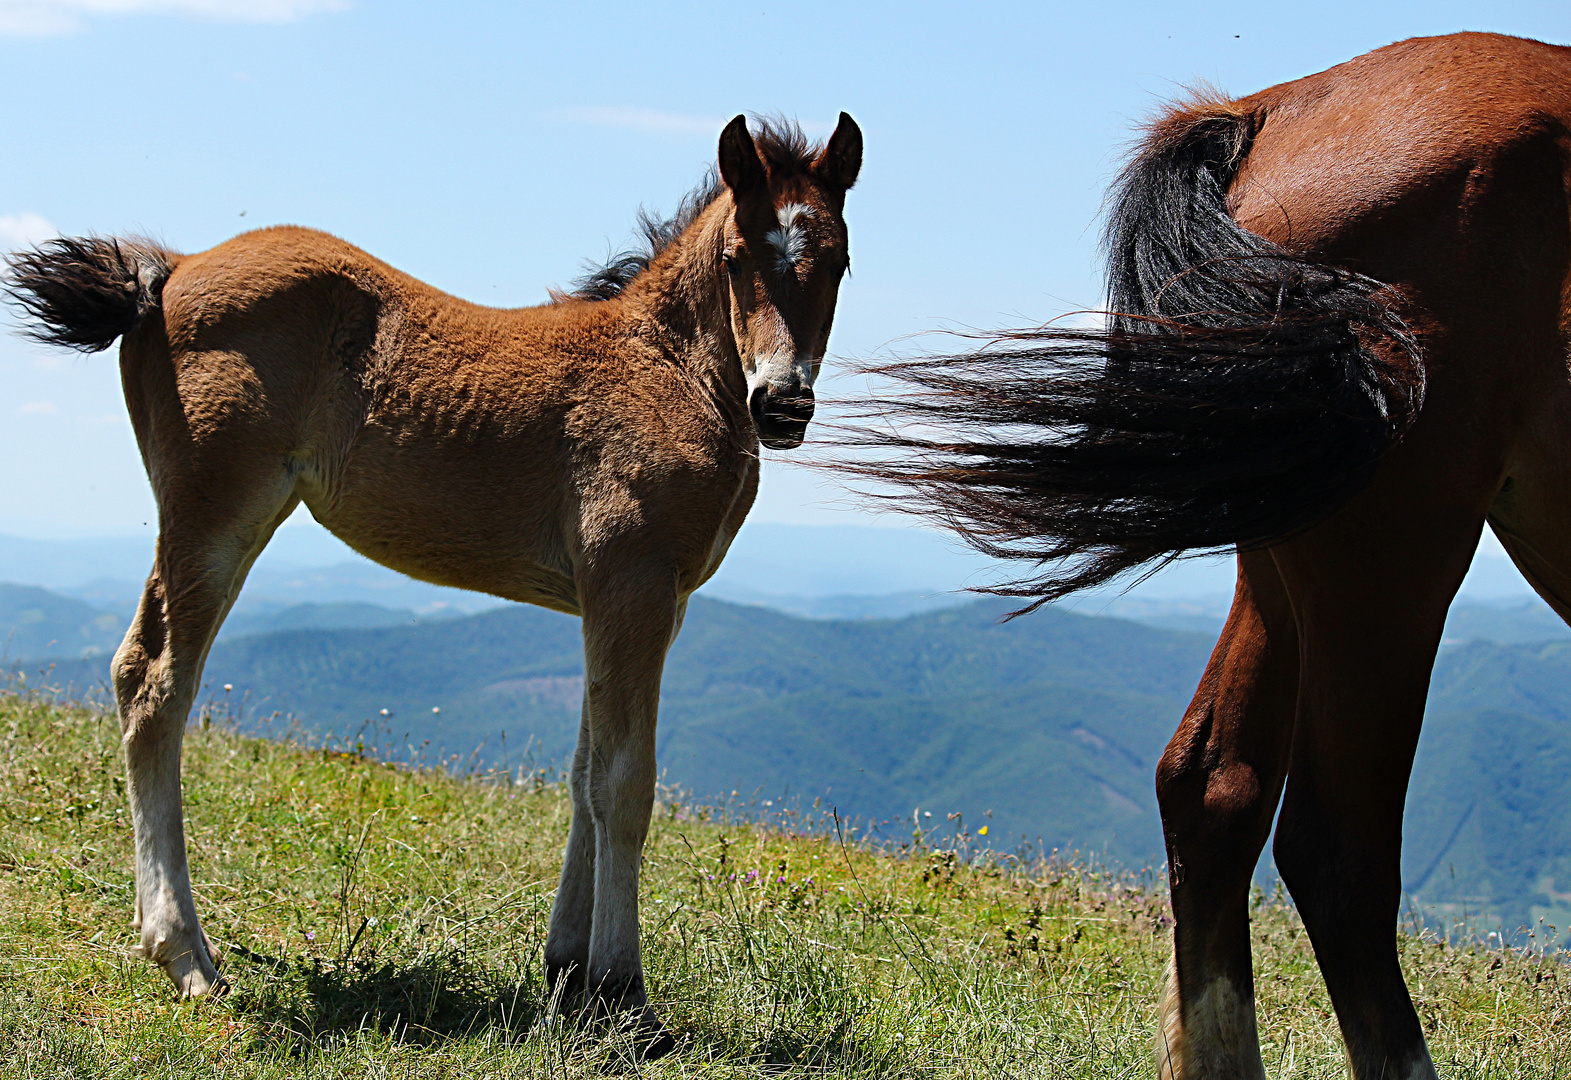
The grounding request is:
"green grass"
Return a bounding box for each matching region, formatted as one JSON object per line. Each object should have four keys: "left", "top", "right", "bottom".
{"left": 0, "top": 689, "right": 1567, "bottom": 1077}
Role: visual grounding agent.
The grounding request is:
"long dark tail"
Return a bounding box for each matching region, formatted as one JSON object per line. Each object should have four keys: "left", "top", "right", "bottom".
{"left": 6, "top": 236, "right": 175, "bottom": 352}
{"left": 830, "top": 94, "right": 1423, "bottom": 611}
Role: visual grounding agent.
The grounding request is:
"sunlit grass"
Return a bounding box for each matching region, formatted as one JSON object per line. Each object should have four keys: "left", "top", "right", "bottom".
{"left": 0, "top": 688, "right": 1566, "bottom": 1077}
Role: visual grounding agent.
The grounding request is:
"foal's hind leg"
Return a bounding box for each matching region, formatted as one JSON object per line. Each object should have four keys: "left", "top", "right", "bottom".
{"left": 116, "top": 479, "right": 299, "bottom": 996}
{"left": 1154, "top": 550, "right": 1298, "bottom": 1080}
{"left": 544, "top": 693, "right": 596, "bottom": 1005}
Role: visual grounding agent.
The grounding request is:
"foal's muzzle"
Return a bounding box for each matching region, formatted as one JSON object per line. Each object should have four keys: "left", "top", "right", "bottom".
{"left": 749, "top": 385, "right": 816, "bottom": 449}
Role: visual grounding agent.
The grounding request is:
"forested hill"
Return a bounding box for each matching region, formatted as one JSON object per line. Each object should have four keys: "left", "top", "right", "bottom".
{"left": 28, "top": 595, "right": 1571, "bottom": 943}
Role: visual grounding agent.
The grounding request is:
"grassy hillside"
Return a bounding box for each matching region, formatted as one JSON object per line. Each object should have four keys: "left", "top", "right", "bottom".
{"left": 43, "top": 597, "right": 1211, "bottom": 870}
{"left": 2, "top": 692, "right": 1568, "bottom": 1077}
{"left": 26, "top": 594, "right": 1571, "bottom": 946}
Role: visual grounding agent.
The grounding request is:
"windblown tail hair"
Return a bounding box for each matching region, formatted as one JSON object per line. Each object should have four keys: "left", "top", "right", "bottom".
{"left": 831, "top": 93, "right": 1423, "bottom": 611}
{"left": 6, "top": 236, "right": 175, "bottom": 353}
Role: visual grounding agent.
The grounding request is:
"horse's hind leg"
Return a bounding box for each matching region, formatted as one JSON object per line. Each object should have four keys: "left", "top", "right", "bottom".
{"left": 116, "top": 462, "right": 298, "bottom": 995}
{"left": 1270, "top": 509, "right": 1485, "bottom": 1080}
{"left": 1154, "top": 549, "right": 1298, "bottom": 1080}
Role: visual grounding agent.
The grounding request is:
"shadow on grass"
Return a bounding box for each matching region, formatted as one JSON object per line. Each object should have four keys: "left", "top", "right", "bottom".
{"left": 227, "top": 943, "right": 545, "bottom": 1048}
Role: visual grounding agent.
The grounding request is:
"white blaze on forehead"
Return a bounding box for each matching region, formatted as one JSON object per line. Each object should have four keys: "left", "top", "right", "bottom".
{"left": 766, "top": 202, "right": 813, "bottom": 271}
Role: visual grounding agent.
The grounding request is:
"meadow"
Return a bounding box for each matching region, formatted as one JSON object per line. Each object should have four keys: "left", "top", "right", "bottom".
{"left": 2, "top": 688, "right": 1568, "bottom": 1078}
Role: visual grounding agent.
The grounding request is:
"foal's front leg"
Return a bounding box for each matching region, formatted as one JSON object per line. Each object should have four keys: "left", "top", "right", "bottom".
{"left": 553, "top": 578, "right": 683, "bottom": 1052}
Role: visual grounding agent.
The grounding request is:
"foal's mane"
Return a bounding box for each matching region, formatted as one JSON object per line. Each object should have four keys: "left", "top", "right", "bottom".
{"left": 563, "top": 116, "right": 817, "bottom": 302}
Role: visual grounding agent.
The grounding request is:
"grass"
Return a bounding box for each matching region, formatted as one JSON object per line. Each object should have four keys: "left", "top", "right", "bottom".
{"left": 0, "top": 687, "right": 1567, "bottom": 1077}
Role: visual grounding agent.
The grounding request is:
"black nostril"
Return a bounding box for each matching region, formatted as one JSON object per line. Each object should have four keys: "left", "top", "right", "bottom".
{"left": 749, "top": 384, "right": 814, "bottom": 445}
{"left": 765, "top": 386, "right": 814, "bottom": 423}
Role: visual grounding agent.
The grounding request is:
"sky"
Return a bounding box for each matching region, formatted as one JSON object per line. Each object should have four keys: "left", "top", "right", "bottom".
{"left": 0, "top": 1, "right": 1563, "bottom": 582}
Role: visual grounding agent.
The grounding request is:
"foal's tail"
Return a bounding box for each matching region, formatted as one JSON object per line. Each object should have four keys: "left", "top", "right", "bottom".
{"left": 6, "top": 237, "right": 176, "bottom": 353}
{"left": 833, "top": 93, "right": 1424, "bottom": 610}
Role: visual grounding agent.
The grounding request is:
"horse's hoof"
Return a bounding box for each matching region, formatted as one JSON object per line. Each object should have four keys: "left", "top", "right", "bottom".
{"left": 635, "top": 1007, "right": 678, "bottom": 1060}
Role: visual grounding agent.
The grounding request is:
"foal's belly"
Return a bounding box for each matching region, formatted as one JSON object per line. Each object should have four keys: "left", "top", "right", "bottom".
{"left": 312, "top": 497, "right": 583, "bottom": 614}
{"left": 299, "top": 436, "right": 584, "bottom": 615}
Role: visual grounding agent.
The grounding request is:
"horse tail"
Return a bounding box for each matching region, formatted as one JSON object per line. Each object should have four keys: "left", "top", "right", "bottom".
{"left": 6, "top": 237, "right": 176, "bottom": 353}
{"left": 833, "top": 92, "right": 1424, "bottom": 611}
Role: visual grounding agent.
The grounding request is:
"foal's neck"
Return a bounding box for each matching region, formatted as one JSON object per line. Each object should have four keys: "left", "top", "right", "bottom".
{"left": 622, "top": 200, "right": 750, "bottom": 422}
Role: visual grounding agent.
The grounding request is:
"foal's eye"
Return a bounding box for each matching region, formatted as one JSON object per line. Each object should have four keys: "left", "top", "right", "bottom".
{"left": 722, "top": 252, "right": 742, "bottom": 275}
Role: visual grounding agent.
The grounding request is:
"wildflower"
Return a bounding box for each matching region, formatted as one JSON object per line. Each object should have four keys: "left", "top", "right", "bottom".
{"left": 380, "top": 708, "right": 390, "bottom": 716}
{"left": 305, "top": 930, "right": 316, "bottom": 942}
{"left": 431, "top": 706, "right": 440, "bottom": 714}
{"left": 746, "top": 869, "right": 759, "bottom": 883}
{"left": 222, "top": 684, "right": 232, "bottom": 692}
{"left": 978, "top": 825, "right": 988, "bottom": 836}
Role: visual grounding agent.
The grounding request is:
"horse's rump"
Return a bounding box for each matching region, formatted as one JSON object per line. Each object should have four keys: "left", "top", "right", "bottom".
{"left": 830, "top": 81, "right": 1427, "bottom": 609}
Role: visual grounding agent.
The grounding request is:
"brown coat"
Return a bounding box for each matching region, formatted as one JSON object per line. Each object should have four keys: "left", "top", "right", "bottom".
{"left": 7, "top": 113, "right": 862, "bottom": 1049}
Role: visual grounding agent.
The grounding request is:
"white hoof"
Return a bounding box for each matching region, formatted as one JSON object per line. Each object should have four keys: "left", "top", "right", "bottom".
{"left": 132, "top": 930, "right": 227, "bottom": 997}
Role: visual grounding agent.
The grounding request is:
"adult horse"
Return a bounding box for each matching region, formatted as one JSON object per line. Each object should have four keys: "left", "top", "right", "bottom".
{"left": 837, "top": 32, "right": 1566, "bottom": 1080}
{"left": 8, "top": 113, "right": 861, "bottom": 1051}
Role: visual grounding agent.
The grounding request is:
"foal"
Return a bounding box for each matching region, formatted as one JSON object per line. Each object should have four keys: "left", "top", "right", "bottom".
{"left": 840, "top": 32, "right": 1571, "bottom": 1080}
{"left": 9, "top": 113, "right": 861, "bottom": 1045}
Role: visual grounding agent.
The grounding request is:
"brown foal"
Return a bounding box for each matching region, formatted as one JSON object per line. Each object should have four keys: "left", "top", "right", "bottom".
{"left": 837, "top": 32, "right": 1571, "bottom": 1080}
{"left": 8, "top": 113, "right": 861, "bottom": 1048}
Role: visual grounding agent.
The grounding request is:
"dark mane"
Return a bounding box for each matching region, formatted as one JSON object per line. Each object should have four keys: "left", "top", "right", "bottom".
{"left": 562, "top": 115, "right": 818, "bottom": 302}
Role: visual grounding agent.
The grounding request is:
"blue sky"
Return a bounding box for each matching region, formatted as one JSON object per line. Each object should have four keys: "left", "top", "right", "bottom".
{"left": 0, "top": 0, "right": 1564, "bottom": 556}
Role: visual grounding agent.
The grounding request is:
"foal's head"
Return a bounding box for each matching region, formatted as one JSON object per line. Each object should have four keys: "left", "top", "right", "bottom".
{"left": 715, "top": 113, "right": 862, "bottom": 449}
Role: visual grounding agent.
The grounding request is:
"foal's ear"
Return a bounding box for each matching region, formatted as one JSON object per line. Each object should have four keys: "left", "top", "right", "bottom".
{"left": 813, "top": 112, "right": 863, "bottom": 191}
{"left": 718, "top": 115, "right": 766, "bottom": 196}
